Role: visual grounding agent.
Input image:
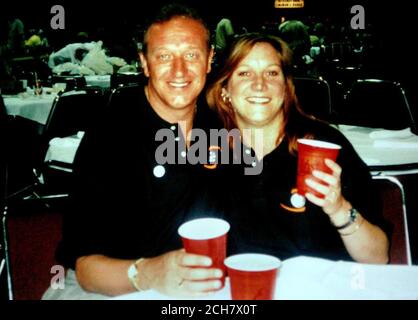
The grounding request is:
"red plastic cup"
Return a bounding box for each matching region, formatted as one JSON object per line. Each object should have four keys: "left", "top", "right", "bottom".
{"left": 224, "top": 253, "right": 281, "bottom": 300}
{"left": 178, "top": 218, "right": 230, "bottom": 288}
{"left": 296, "top": 139, "right": 341, "bottom": 198}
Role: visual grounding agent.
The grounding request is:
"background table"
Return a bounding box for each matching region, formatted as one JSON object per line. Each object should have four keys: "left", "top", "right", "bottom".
{"left": 3, "top": 92, "right": 57, "bottom": 125}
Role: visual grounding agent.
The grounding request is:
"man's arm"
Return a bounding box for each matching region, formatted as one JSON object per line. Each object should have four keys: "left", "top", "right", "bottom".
{"left": 75, "top": 249, "right": 224, "bottom": 297}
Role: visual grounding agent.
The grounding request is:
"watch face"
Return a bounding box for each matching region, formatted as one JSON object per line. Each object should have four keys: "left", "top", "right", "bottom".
{"left": 128, "top": 263, "right": 138, "bottom": 278}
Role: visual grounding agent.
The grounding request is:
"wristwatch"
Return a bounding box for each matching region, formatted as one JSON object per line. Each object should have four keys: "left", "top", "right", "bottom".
{"left": 335, "top": 207, "right": 359, "bottom": 230}
{"left": 127, "top": 259, "right": 143, "bottom": 291}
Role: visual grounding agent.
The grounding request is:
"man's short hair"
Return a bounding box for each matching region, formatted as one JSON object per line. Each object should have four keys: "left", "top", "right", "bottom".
{"left": 141, "top": 3, "right": 211, "bottom": 54}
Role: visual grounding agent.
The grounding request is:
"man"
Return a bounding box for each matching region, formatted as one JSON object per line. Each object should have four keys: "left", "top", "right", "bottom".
{"left": 42, "top": 4, "right": 223, "bottom": 299}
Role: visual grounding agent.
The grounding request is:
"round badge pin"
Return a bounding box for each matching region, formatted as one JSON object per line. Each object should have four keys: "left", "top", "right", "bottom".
{"left": 153, "top": 165, "right": 166, "bottom": 178}
{"left": 290, "top": 193, "right": 306, "bottom": 208}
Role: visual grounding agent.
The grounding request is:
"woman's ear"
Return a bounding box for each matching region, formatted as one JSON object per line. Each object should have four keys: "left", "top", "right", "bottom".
{"left": 221, "top": 88, "right": 231, "bottom": 103}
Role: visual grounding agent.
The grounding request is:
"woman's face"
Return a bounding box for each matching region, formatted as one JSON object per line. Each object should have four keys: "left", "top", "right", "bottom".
{"left": 224, "top": 42, "right": 286, "bottom": 129}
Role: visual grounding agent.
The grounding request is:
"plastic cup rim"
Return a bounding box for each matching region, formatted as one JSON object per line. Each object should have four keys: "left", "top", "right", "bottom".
{"left": 224, "top": 253, "right": 281, "bottom": 272}
{"left": 297, "top": 138, "right": 341, "bottom": 150}
{"left": 178, "top": 218, "right": 230, "bottom": 240}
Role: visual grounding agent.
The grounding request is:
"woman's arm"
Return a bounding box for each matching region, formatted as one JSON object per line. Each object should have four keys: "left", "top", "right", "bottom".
{"left": 305, "top": 159, "right": 389, "bottom": 264}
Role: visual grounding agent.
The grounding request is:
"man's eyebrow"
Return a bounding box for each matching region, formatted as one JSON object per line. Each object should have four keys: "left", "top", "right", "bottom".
{"left": 150, "top": 45, "right": 205, "bottom": 52}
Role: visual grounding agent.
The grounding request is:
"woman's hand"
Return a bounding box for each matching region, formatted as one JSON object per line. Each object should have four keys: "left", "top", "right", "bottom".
{"left": 141, "top": 249, "right": 223, "bottom": 297}
{"left": 304, "top": 158, "right": 349, "bottom": 216}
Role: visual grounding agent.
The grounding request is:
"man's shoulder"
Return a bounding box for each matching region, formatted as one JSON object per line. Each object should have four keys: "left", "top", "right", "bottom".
{"left": 195, "top": 99, "right": 223, "bottom": 131}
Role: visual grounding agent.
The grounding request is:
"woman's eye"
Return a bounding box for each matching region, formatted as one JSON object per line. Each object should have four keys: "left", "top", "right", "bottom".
{"left": 266, "top": 70, "right": 279, "bottom": 76}
{"left": 238, "top": 71, "right": 251, "bottom": 77}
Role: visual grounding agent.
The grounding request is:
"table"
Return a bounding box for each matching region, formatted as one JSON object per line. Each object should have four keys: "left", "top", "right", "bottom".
{"left": 3, "top": 91, "right": 57, "bottom": 125}
{"left": 338, "top": 125, "right": 418, "bottom": 169}
{"left": 112, "top": 256, "right": 418, "bottom": 300}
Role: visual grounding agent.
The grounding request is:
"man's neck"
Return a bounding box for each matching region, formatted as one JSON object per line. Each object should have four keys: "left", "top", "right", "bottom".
{"left": 144, "top": 86, "right": 196, "bottom": 145}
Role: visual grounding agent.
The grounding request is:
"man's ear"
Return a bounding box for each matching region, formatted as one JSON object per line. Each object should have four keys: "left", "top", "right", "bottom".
{"left": 139, "top": 52, "right": 150, "bottom": 77}
{"left": 206, "top": 46, "right": 215, "bottom": 74}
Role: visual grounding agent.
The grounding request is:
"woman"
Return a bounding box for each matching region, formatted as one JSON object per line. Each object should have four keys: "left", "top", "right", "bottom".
{"left": 206, "top": 33, "right": 389, "bottom": 264}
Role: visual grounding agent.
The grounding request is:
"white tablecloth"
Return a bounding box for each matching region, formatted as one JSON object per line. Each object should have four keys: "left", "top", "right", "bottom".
{"left": 112, "top": 256, "right": 418, "bottom": 300}
{"left": 338, "top": 125, "right": 418, "bottom": 169}
{"left": 3, "top": 92, "right": 57, "bottom": 125}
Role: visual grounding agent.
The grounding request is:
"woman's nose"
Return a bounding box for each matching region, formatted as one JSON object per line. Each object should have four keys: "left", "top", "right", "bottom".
{"left": 251, "top": 74, "right": 266, "bottom": 91}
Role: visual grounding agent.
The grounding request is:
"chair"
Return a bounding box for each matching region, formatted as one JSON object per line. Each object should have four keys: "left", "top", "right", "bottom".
{"left": 38, "top": 89, "right": 107, "bottom": 196}
{"left": 7, "top": 89, "right": 107, "bottom": 202}
{"left": 110, "top": 72, "right": 145, "bottom": 89}
{"left": 294, "top": 77, "right": 332, "bottom": 122}
{"left": 372, "top": 175, "right": 412, "bottom": 265}
{"left": 50, "top": 75, "right": 87, "bottom": 91}
{"left": 1, "top": 95, "right": 14, "bottom": 300}
{"left": 337, "top": 79, "right": 417, "bottom": 132}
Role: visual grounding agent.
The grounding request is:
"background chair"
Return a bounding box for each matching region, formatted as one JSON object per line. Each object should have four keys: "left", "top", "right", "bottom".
{"left": 50, "top": 75, "right": 87, "bottom": 91}
{"left": 6, "top": 88, "right": 107, "bottom": 204}
{"left": 336, "top": 79, "right": 417, "bottom": 132}
{"left": 36, "top": 89, "right": 107, "bottom": 198}
{"left": 372, "top": 175, "right": 412, "bottom": 265}
{"left": 294, "top": 77, "right": 333, "bottom": 122}
{"left": 110, "top": 72, "right": 145, "bottom": 89}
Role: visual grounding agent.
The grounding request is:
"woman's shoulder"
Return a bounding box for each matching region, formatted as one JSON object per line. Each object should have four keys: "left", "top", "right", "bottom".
{"left": 303, "top": 119, "right": 352, "bottom": 147}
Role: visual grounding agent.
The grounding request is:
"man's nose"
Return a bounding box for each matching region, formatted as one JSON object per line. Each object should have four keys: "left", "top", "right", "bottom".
{"left": 172, "top": 57, "right": 187, "bottom": 77}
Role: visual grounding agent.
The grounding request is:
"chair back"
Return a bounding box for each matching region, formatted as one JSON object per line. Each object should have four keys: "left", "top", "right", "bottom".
{"left": 44, "top": 89, "right": 104, "bottom": 141}
{"left": 110, "top": 72, "right": 145, "bottom": 89}
{"left": 372, "top": 176, "right": 412, "bottom": 265}
{"left": 294, "top": 77, "right": 332, "bottom": 121}
{"left": 338, "top": 79, "right": 416, "bottom": 131}
{"left": 51, "top": 75, "right": 87, "bottom": 91}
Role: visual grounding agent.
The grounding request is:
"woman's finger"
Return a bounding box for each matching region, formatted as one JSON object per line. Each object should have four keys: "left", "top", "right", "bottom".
{"left": 312, "top": 170, "right": 338, "bottom": 186}
{"left": 325, "top": 158, "right": 342, "bottom": 177}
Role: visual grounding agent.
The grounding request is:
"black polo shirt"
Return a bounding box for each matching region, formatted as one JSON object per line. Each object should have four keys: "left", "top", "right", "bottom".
{"left": 56, "top": 86, "right": 224, "bottom": 269}
{"left": 224, "top": 120, "right": 390, "bottom": 261}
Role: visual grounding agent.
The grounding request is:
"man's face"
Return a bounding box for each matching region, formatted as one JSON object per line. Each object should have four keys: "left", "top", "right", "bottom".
{"left": 140, "top": 17, "right": 213, "bottom": 117}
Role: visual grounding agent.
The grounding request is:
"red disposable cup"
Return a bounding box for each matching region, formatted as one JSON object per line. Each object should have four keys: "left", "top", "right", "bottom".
{"left": 296, "top": 139, "right": 341, "bottom": 198}
{"left": 178, "top": 218, "right": 230, "bottom": 288}
{"left": 225, "top": 254, "right": 281, "bottom": 300}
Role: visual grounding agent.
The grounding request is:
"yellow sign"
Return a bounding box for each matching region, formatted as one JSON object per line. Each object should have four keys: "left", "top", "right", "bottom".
{"left": 275, "top": 0, "right": 304, "bottom": 8}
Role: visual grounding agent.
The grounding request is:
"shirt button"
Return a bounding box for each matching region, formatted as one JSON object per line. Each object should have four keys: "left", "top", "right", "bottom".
{"left": 153, "top": 165, "right": 165, "bottom": 178}
{"left": 245, "top": 149, "right": 251, "bottom": 155}
{"left": 170, "top": 125, "right": 176, "bottom": 131}
{"left": 251, "top": 161, "right": 257, "bottom": 167}
{"left": 175, "top": 137, "right": 180, "bottom": 141}
{"left": 180, "top": 151, "right": 187, "bottom": 158}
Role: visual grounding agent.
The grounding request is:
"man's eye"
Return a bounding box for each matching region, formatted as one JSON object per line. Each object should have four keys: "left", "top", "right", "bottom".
{"left": 159, "top": 54, "right": 171, "bottom": 61}
{"left": 185, "top": 52, "right": 198, "bottom": 59}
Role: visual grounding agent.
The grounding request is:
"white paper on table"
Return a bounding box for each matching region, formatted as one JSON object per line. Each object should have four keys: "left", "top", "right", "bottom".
{"left": 369, "top": 128, "right": 414, "bottom": 140}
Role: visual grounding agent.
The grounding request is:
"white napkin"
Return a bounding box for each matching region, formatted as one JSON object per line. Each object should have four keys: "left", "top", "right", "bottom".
{"left": 373, "top": 138, "right": 418, "bottom": 149}
{"left": 369, "top": 128, "right": 413, "bottom": 140}
{"left": 45, "top": 135, "right": 83, "bottom": 163}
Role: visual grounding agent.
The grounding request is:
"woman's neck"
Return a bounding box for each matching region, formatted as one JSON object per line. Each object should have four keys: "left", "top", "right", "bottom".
{"left": 240, "top": 117, "right": 284, "bottom": 160}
